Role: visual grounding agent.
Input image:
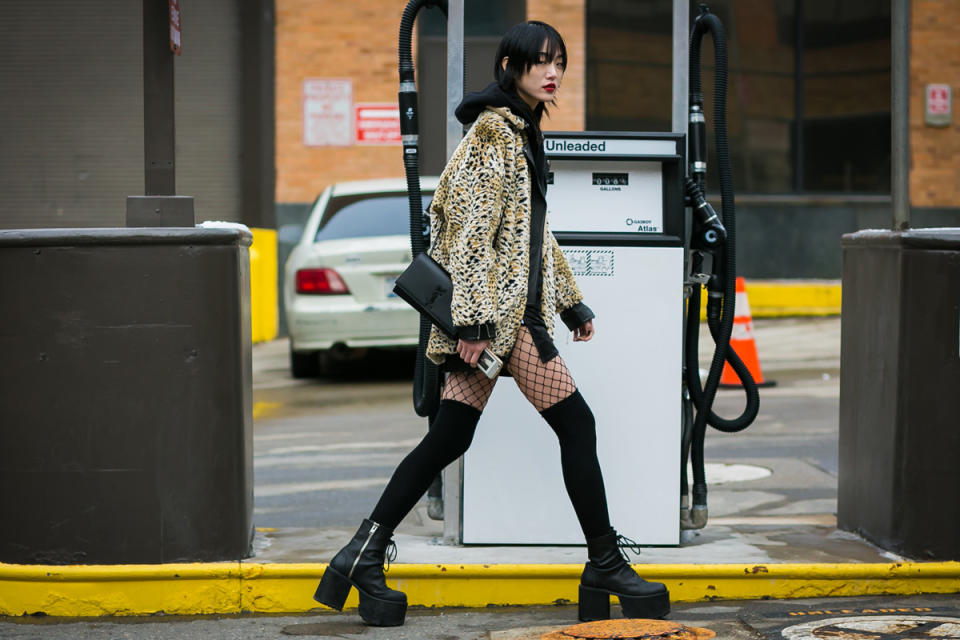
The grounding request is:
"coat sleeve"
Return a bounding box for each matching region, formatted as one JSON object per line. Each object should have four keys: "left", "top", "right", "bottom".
{"left": 549, "top": 232, "right": 596, "bottom": 330}
{"left": 444, "top": 123, "right": 507, "bottom": 336}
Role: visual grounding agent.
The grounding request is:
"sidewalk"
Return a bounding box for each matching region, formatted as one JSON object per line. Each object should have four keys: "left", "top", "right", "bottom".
{"left": 4, "top": 595, "right": 960, "bottom": 639}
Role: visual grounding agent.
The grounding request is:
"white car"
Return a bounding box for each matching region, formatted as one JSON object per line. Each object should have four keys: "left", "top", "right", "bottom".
{"left": 284, "top": 178, "right": 439, "bottom": 377}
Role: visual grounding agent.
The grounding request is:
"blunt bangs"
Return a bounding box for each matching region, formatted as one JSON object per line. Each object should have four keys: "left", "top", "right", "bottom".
{"left": 494, "top": 21, "right": 567, "bottom": 86}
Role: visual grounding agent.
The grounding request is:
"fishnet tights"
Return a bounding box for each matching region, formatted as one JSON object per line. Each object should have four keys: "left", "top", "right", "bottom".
{"left": 440, "top": 326, "right": 577, "bottom": 412}
{"left": 441, "top": 368, "right": 497, "bottom": 411}
{"left": 371, "top": 328, "right": 607, "bottom": 536}
{"left": 507, "top": 326, "right": 577, "bottom": 411}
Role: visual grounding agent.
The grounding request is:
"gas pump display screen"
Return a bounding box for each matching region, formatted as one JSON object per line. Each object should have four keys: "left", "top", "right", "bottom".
{"left": 546, "top": 159, "right": 664, "bottom": 234}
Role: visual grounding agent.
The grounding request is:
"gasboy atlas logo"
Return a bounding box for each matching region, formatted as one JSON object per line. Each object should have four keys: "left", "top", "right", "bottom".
{"left": 781, "top": 614, "right": 960, "bottom": 639}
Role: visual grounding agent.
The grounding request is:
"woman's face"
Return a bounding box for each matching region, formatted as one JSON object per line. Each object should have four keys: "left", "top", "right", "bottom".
{"left": 504, "top": 40, "right": 565, "bottom": 110}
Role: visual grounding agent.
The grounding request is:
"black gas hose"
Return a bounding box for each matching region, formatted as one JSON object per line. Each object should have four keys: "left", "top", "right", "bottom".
{"left": 680, "top": 5, "right": 760, "bottom": 530}
{"left": 398, "top": 0, "right": 447, "bottom": 418}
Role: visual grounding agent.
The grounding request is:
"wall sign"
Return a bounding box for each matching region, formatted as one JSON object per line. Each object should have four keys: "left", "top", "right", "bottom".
{"left": 355, "top": 103, "right": 401, "bottom": 145}
{"left": 925, "top": 84, "right": 952, "bottom": 127}
{"left": 303, "top": 79, "right": 353, "bottom": 147}
{"left": 169, "top": 0, "right": 182, "bottom": 55}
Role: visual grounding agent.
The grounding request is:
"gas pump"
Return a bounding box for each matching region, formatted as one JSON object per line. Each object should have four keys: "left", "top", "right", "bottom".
{"left": 465, "top": 132, "right": 687, "bottom": 544}
{"left": 681, "top": 5, "right": 760, "bottom": 533}
{"left": 396, "top": 1, "right": 759, "bottom": 544}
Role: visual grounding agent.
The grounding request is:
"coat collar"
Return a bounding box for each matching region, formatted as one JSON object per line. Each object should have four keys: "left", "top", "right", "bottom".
{"left": 485, "top": 106, "right": 527, "bottom": 132}
{"left": 484, "top": 106, "right": 545, "bottom": 200}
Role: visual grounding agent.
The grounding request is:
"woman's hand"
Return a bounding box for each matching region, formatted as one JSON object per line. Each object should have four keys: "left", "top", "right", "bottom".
{"left": 457, "top": 338, "right": 492, "bottom": 367}
{"left": 573, "top": 320, "right": 595, "bottom": 342}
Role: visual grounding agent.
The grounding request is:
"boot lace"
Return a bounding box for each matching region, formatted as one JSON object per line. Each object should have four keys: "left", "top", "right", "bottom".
{"left": 616, "top": 534, "right": 642, "bottom": 562}
{"left": 383, "top": 540, "right": 398, "bottom": 573}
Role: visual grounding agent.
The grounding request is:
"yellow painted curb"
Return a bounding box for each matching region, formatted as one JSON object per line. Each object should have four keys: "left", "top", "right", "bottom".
{"left": 249, "top": 227, "right": 278, "bottom": 344}
{"left": 747, "top": 280, "right": 842, "bottom": 317}
{"left": 698, "top": 280, "right": 841, "bottom": 319}
{"left": 1, "top": 562, "right": 958, "bottom": 617}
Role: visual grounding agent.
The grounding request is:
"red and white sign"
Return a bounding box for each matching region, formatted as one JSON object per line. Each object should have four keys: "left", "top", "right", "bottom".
{"left": 355, "top": 103, "right": 401, "bottom": 145}
{"left": 925, "top": 83, "right": 952, "bottom": 126}
{"left": 303, "top": 79, "right": 353, "bottom": 147}
{"left": 169, "top": 0, "right": 182, "bottom": 55}
{"left": 927, "top": 84, "right": 951, "bottom": 114}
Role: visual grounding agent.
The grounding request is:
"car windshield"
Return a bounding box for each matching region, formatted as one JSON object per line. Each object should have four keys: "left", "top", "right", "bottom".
{"left": 315, "top": 194, "right": 433, "bottom": 242}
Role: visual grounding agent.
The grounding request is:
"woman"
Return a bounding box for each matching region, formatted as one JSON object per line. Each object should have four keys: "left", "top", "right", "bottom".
{"left": 314, "top": 21, "right": 670, "bottom": 627}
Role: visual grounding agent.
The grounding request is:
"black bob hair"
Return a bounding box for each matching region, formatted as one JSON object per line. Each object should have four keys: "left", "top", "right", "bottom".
{"left": 494, "top": 21, "right": 567, "bottom": 121}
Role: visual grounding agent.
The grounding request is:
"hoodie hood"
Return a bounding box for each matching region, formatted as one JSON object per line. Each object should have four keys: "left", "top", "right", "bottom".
{"left": 455, "top": 82, "right": 548, "bottom": 194}
{"left": 455, "top": 82, "right": 536, "bottom": 130}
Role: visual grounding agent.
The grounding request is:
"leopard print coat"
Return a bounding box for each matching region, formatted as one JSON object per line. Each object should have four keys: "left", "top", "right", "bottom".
{"left": 425, "top": 106, "right": 584, "bottom": 365}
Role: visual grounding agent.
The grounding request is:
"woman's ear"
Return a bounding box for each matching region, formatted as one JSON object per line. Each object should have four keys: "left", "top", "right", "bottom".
{"left": 500, "top": 57, "right": 509, "bottom": 72}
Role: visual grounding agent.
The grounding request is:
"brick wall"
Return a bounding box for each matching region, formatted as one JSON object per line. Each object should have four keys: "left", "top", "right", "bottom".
{"left": 910, "top": 0, "right": 960, "bottom": 207}
{"left": 527, "top": 0, "right": 586, "bottom": 132}
{"left": 275, "top": 1, "right": 584, "bottom": 204}
{"left": 275, "top": 0, "right": 407, "bottom": 203}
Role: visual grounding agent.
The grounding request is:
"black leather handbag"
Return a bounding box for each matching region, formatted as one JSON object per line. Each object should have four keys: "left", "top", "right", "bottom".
{"left": 393, "top": 252, "right": 457, "bottom": 339}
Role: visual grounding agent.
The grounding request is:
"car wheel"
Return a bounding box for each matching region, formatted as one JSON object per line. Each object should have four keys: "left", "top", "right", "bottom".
{"left": 290, "top": 347, "right": 320, "bottom": 378}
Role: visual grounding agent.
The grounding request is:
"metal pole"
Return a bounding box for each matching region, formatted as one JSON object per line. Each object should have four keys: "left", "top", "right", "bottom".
{"left": 442, "top": 0, "right": 465, "bottom": 545}
{"left": 445, "top": 0, "right": 465, "bottom": 160}
{"left": 793, "top": 0, "right": 804, "bottom": 192}
{"left": 240, "top": 0, "right": 276, "bottom": 229}
{"left": 128, "top": 0, "right": 194, "bottom": 226}
{"left": 671, "top": 0, "right": 689, "bottom": 134}
{"left": 891, "top": 0, "right": 911, "bottom": 230}
{"left": 143, "top": 0, "right": 176, "bottom": 195}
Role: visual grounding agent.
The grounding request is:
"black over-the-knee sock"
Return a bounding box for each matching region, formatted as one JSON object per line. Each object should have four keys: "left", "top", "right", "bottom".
{"left": 539, "top": 390, "right": 612, "bottom": 539}
{"left": 369, "top": 399, "right": 482, "bottom": 529}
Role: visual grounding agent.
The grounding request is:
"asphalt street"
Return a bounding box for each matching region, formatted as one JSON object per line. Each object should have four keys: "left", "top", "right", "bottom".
{"left": 249, "top": 318, "right": 841, "bottom": 531}
{"left": 4, "top": 594, "right": 959, "bottom": 639}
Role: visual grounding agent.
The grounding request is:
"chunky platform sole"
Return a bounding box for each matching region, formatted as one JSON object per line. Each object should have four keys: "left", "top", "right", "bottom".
{"left": 578, "top": 584, "right": 671, "bottom": 622}
{"left": 313, "top": 566, "right": 407, "bottom": 627}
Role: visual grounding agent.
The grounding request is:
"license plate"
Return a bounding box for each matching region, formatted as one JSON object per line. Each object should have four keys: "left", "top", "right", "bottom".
{"left": 384, "top": 276, "right": 399, "bottom": 298}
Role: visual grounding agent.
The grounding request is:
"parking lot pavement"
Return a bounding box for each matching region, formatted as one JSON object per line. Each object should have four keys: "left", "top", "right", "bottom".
{"left": 251, "top": 316, "right": 877, "bottom": 568}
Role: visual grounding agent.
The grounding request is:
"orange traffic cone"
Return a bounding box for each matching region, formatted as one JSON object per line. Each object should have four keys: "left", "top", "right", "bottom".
{"left": 719, "top": 277, "right": 775, "bottom": 388}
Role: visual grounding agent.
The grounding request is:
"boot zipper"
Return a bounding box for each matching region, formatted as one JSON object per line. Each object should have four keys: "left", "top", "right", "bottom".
{"left": 348, "top": 522, "right": 378, "bottom": 579}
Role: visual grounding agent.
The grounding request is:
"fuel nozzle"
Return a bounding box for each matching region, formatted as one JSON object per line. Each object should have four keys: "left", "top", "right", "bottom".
{"left": 685, "top": 177, "right": 726, "bottom": 250}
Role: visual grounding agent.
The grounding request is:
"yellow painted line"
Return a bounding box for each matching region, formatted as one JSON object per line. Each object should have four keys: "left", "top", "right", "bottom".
{"left": 252, "top": 401, "right": 282, "bottom": 420}
{"left": 2, "top": 562, "right": 959, "bottom": 617}
{"left": 698, "top": 280, "right": 841, "bottom": 319}
{"left": 249, "top": 227, "right": 278, "bottom": 344}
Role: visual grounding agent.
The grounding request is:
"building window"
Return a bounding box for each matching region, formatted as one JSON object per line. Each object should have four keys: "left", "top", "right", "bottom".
{"left": 586, "top": 0, "right": 674, "bottom": 133}
{"left": 586, "top": 0, "right": 891, "bottom": 194}
{"left": 417, "top": 0, "right": 526, "bottom": 175}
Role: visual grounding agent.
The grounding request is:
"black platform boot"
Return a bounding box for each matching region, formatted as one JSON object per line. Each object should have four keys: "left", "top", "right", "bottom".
{"left": 314, "top": 519, "right": 407, "bottom": 626}
{"left": 578, "top": 528, "right": 670, "bottom": 621}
